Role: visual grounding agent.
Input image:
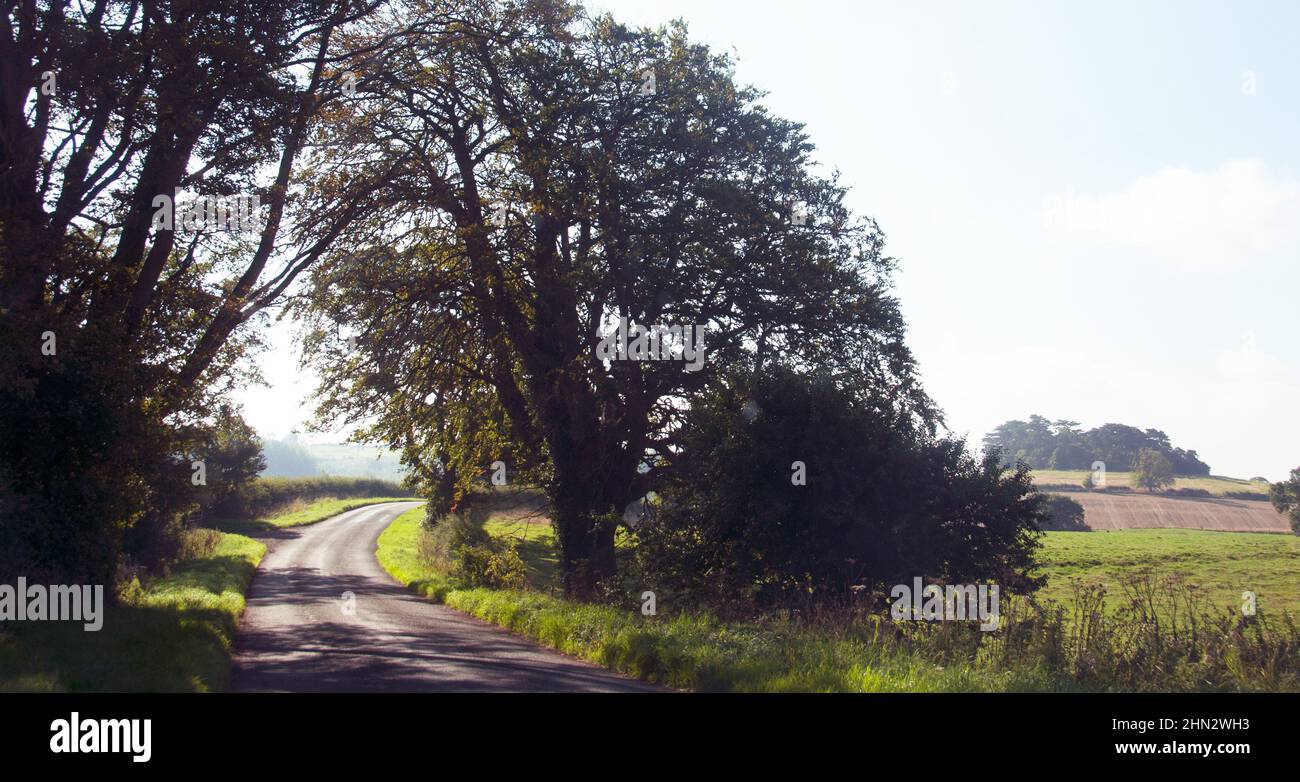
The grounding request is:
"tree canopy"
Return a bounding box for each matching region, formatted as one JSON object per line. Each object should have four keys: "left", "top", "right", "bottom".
{"left": 295, "top": 1, "right": 937, "bottom": 595}
{"left": 983, "top": 415, "right": 1210, "bottom": 475}
{"left": 1, "top": 0, "right": 390, "bottom": 583}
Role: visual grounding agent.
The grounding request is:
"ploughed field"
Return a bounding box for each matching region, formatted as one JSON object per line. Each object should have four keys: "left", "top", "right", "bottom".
{"left": 1032, "top": 470, "right": 1289, "bottom": 533}
{"left": 1068, "top": 491, "right": 1289, "bottom": 533}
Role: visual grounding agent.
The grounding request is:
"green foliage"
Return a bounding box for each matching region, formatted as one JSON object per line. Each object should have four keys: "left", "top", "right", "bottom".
{"left": 456, "top": 544, "right": 528, "bottom": 591}
{"left": 984, "top": 416, "right": 1210, "bottom": 474}
{"left": 1269, "top": 468, "right": 1300, "bottom": 535}
{"left": 635, "top": 365, "right": 1045, "bottom": 614}
{"left": 418, "top": 510, "right": 527, "bottom": 589}
{"left": 296, "top": 4, "right": 941, "bottom": 595}
{"left": 1132, "top": 448, "right": 1176, "bottom": 492}
{"left": 1039, "top": 495, "right": 1089, "bottom": 531}
{"left": 194, "top": 406, "right": 267, "bottom": 517}
{"left": 0, "top": 1, "right": 379, "bottom": 588}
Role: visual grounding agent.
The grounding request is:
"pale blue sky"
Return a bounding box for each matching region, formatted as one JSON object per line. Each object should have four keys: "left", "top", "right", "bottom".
{"left": 237, "top": 0, "right": 1300, "bottom": 479}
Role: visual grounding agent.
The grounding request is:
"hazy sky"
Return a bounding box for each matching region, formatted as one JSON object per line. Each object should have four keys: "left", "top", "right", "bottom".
{"left": 236, "top": 0, "right": 1300, "bottom": 480}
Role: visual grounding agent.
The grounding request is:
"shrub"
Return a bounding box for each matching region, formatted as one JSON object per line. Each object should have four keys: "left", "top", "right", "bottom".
{"left": 636, "top": 365, "right": 1045, "bottom": 616}
{"left": 419, "top": 511, "right": 492, "bottom": 571}
{"left": 1040, "top": 495, "right": 1088, "bottom": 531}
{"left": 457, "top": 543, "right": 527, "bottom": 589}
{"left": 419, "top": 510, "right": 527, "bottom": 589}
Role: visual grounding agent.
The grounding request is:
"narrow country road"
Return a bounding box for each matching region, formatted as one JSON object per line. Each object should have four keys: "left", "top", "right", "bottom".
{"left": 232, "top": 501, "right": 658, "bottom": 692}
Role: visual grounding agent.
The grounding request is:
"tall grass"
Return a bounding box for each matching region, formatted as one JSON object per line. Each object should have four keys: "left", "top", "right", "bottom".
{"left": 377, "top": 507, "right": 1300, "bottom": 692}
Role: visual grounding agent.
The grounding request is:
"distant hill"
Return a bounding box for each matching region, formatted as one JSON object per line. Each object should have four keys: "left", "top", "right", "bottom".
{"left": 1031, "top": 470, "right": 1269, "bottom": 497}
{"left": 261, "top": 437, "right": 408, "bottom": 482}
{"left": 984, "top": 415, "right": 1210, "bottom": 475}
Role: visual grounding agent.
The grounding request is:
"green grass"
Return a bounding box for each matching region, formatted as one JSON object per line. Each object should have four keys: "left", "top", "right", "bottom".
{"left": 376, "top": 506, "right": 461, "bottom": 601}
{"left": 211, "top": 495, "right": 422, "bottom": 535}
{"left": 376, "top": 508, "right": 1072, "bottom": 692}
{"left": 0, "top": 532, "right": 265, "bottom": 692}
{"left": 380, "top": 507, "right": 1300, "bottom": 692}
{"left": 1032, "top": 470, "right": 1271, "bottom": 496}
{"left": 1036, "top": 528, "right": 1300, "bottom": 617}
{"left": 482, "top": 516, "right": 560, "bottom": 591}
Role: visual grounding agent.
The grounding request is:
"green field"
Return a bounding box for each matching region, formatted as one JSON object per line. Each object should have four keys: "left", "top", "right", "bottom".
{"left": 301, "top": 442, "right": 407, "bottom": 481}
{"left": 211, "top": 495, "right": 421, "bottom": 535}
{"left": 1036, "top": 528, "right": 1300, "bottom": 617}
{"left": 1032, "top": 470, "right": 1271, "bottom": 496}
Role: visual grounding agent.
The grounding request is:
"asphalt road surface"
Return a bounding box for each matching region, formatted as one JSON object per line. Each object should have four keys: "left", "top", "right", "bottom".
{"left": 232, "top": 501, "right": 657, "bottom": 692}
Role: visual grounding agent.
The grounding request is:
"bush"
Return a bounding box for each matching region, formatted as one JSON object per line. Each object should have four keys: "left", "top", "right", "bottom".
{"left": 457, "top": 544, "right": 527, "bottom": 590}
{"left": 1040, "top": 495, "right": 1088, "bottom": 531}
{"left": 636, "top": 365, "right": 1045, "bottom": 616}
{"left": 419, "top": 510, "right": 527, "bottom": 589}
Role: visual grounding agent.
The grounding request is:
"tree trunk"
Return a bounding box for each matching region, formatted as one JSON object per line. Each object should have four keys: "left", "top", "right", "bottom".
{"left": 553, "top": 500, "right": 618, "bottom": 599}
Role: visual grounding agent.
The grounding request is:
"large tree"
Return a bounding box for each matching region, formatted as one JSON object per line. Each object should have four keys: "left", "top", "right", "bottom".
{"left": 1269, "top": 468, "right": 1300, "bottom": 535}
{"left": 0, "top": 0, "right": 391, "bottom": 583}
{"left": 297, "top": 0, "right": 936, "bottom": 597}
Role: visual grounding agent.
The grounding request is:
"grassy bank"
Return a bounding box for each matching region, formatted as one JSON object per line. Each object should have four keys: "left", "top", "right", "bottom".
{"left": 0, "top": 532, "right": 265, "bottom": 692}
{"left": 379, "top": 508, "right": 1300, "bottom": 692}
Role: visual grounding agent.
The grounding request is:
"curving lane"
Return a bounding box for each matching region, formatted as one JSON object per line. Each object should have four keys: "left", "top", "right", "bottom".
{"left": 232, "top": 501, "right": 657, "bottom": 692}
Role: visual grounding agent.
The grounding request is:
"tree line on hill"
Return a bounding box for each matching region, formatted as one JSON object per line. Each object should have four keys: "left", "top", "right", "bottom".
{"left": 982, "top": 416, "right": 1210, "bottom": 475}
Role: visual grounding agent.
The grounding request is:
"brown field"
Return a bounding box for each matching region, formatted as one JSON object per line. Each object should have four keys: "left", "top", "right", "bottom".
{"left": 1065, "top": 491, "right": 1290, "bottom": 533}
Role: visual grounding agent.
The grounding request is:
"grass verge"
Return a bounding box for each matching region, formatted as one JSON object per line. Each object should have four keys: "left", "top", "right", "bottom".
{"left": 376, "top": 508, "right": 1060, "bottom": 692}
{"left": 0, "top": 532, "right": 265, "bottom": 692}
{"left": 378, "top": 508, "right": 1300, "bottom": 693}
